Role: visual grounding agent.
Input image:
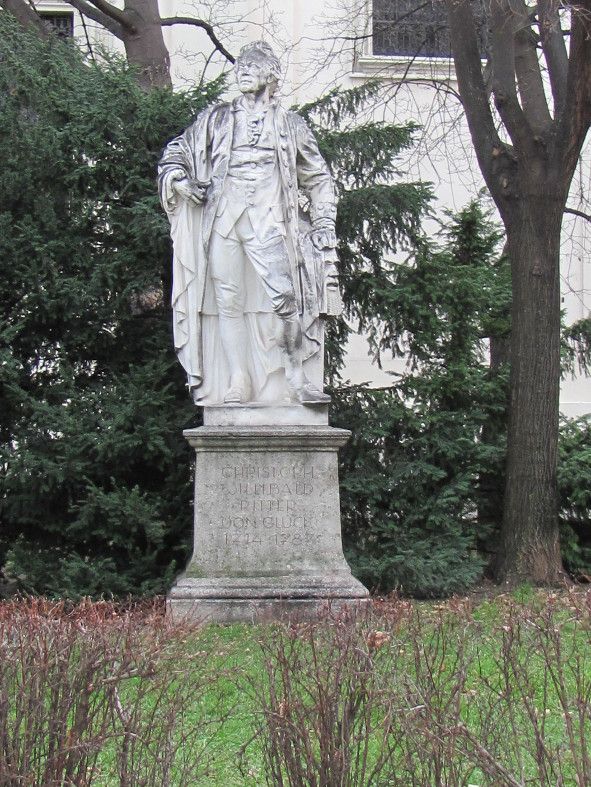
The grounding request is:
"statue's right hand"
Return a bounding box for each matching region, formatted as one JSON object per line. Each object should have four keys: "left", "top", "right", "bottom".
{"left": 173, "top": 177, "right": 210, "bottom": 206}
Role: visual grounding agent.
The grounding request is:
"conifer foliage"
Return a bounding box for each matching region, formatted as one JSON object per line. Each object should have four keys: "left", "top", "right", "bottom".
{"left": 0, "top": 21, "right": 436, "bottom": 597}
{"left": 333, "top": 206, "right": 512, "bottom": 595}
{"left": 0, "top": 16, "right": 222, "bottom": 596}
{"left": 298, "top": 87, "right": 513, "bottom": 594}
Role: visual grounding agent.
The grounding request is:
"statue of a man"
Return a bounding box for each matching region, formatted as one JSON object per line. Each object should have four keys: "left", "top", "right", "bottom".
{"left": 158, "top": 41, "right": 341, "bottom": 406}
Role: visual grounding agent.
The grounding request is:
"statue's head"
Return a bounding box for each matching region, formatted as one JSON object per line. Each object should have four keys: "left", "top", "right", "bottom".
{"left": 234, "top": 41, "right": 281, "bottom": 97}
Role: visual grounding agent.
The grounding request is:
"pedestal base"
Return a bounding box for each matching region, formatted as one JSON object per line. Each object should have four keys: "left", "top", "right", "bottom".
{"left": 168, "top": 575, "right": 368, "bottom": 623}
{"left": 167, "top": 408, "right": 369, "bottom": 624}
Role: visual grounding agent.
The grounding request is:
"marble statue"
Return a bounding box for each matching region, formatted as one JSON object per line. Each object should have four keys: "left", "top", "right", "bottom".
{"left": 158, "top": 40, "right": 342, "bottom": 406}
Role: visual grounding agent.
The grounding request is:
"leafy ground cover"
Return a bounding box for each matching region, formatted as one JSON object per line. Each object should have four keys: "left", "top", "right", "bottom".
{"left": 1, "top": 589, "right": 590, "bottom": 785}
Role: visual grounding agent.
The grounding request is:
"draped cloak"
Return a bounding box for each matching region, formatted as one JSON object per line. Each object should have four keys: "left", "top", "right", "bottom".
{"left": 158, "top": 99, "right": 338, "bottom": 403}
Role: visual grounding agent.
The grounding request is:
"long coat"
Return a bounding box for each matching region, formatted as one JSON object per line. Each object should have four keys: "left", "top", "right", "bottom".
{"left": 158, "top": 98, "right": 337, "bottom": 394}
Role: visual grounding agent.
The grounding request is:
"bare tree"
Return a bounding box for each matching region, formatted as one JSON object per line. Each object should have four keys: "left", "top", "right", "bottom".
{"left": 0, "top": 0, "right": 235, "bottom": 88}
{"left": 439, "top": 0, "right": 591, "bottom": 583}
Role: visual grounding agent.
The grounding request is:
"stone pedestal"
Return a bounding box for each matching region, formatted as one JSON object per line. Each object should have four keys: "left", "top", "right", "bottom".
{"left": 167, "top": 405, "right": 368, "bottom": 623}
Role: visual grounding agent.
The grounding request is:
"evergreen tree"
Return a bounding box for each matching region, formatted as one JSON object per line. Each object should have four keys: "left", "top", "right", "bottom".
{"left": 0, "top": 21, "right": 434, "bottom": 597}
{"left": 297, "top": 86, "right": 432, "bottom": 379}
{"left": 293, "top": 89, "right": 515, "bottom": 596}
{"left": 334, "top": 206, "right": 511, "bottom": 595}
{"left": 0, "top": 16, "right": 222, "bottom": 596}
{"left": 558, "top": 416, "right": 591, "bottom": 578}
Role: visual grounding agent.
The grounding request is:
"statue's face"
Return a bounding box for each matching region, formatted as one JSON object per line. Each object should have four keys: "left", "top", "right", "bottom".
{"left": 235, "top": 53, "right": 274, "bottom": 95}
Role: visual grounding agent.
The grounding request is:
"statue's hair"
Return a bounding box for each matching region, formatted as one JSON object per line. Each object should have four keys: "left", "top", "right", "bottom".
{"left": 235, "top": 40, "right": 282, "bottom": 91}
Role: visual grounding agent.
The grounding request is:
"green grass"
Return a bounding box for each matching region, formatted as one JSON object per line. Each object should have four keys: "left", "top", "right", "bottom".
{"left": 169, "top": 591, "right": 591, "bottom": 785}
{"left": 191, "top": 624, "right": 265, "bottom": 785}
{"left": 92, "top": 624, "right": 266, "bottom": 786}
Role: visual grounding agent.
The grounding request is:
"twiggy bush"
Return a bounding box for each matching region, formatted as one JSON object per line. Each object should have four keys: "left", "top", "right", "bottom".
{"left": 0, "top": 598, "right": 223, "bottom": 786}
{"left": 250, "top": 591, "right": 591, "bottom": 787}
{"left": 466, "top": 591, "right": 591, "bottom": 786}
{"left": 251, "top": 605, "right": 410, "bottom": 786}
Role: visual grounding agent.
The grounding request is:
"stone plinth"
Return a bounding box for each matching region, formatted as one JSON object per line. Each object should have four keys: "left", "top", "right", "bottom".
{"left": 167, "top": 408, "right": 368, "bottom": 623}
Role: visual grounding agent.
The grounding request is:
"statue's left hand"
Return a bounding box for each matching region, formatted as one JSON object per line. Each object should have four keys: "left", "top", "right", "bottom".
{"left": 310, "top": 227, "right": 337, "bottom": 251}
{"left": 173, "top": 177, "right": 210, "bottom": 205}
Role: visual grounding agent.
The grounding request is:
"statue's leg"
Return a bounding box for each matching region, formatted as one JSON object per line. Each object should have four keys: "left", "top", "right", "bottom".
{"left": 208, "top": 229, "right": 251, "bottom": 403}
{"left": 278, "top": 313, "right": 305, "bottom": 393}
{"left": 242, "top": 230, "right": 330, "bottom": 404}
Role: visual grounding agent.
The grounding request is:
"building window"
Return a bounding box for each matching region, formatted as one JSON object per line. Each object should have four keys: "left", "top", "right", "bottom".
{"left": 372, "top": 0, "right": 487, "bottom": 58}
{"left": 38, "top": 11, "right": 74, "bottom": 38}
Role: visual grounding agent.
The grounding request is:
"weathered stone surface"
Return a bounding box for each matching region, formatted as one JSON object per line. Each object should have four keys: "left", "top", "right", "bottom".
{"left": 159, "top": 41, "right": 340, "bottom": 408}
{"left": 204, "top": 403, "right": 328, "bottom": 427}
{"left": 167, "top": 421, "right": 368, "bottom": 623}
{"left": 161, "top": 41, "right": 366, "bottom": 622}
{"left": 168, "top": 595, "right": 367, "bottom": 624}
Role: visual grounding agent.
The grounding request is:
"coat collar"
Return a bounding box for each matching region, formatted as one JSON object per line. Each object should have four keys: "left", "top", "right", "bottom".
{"left": 231, "top": 94, "right": 279, "bottom": 113}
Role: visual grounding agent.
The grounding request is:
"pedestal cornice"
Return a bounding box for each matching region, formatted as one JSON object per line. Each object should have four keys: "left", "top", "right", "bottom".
{"left": 183, "top": 425, "right": 352, "bottom": 452}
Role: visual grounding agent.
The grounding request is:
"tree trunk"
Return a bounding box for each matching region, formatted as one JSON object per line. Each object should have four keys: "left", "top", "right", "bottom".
{"left": 495, "top": 191, "right": 564, "bottom": 584}
{"left": 1, "top": 0, "right": 49, "bottom": 36}
{"left": 122, "top": 0, "right": 171, "bottom": 89}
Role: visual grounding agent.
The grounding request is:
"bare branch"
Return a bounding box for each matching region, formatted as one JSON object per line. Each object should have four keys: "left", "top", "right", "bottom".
{"left": 513, "top": 0, "right": 552, "bottom": 133}
{"left": 0, "top": 0, "right": 48, "bottom": 36}
{"left": 197, "top": 47, "right": 217, "bottom": 90}
{"left": 565, "top": 206, "right": 591, "bottom": 223}
{"left": 67, "top": 0, "right": 125, "bottom": 39}
{"left": 556, "top": 1, "right": 591, "bottom": 177}
{"left": 392, "top": 78, "right": 463, "bottom": 104}
{"left": 85, "top": 0, "right": 135, "bottom": 33}
{"left": 538, "top": 0, "right": 569, "bottom": 116}
{"left": 79, "top": 10, "right": 95, "bottom": 60}
{"left": 160, "top": 17, "right": 235, "bottom": 63}
{"left": 488, "top": 0, "right": 533, "bottom": 152}
{"left": 444, "top": 0, "right": 501, "bottom": 181}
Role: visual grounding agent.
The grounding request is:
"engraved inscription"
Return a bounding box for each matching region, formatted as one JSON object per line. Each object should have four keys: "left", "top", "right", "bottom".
{"left": 220, "top": 514, "right": 314, "bottom": 529}
{"left": 221, "top": 463, "right": 314, "bottom": 480}
{"left": 204, "top": 461, "right": 319, "bottom": 554}
{"left": 222, "top": 530, "right": 323, "bottom": 548}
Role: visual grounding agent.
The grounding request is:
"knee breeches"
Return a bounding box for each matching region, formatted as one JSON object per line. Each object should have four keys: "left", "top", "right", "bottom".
{"left": 209, "top": 212, "right": 298, "bottom": 320}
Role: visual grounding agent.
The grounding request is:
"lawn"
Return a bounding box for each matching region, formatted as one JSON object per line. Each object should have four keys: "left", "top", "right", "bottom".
{"left": 1, "top": 588, "right": 590, "bottom": 786}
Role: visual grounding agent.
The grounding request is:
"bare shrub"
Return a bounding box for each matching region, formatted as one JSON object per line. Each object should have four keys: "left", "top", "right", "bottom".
{"left": 249, "top": 591, "right": 591, "bottom": 786}
{"left": 461, "top": 590, "right": 591, "bottom": 786}
{"left": 0, "top": 597, "right": 223, "bottom": 786}
{"left": 249, "top": 604, "right": 411, "bottom": 786}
